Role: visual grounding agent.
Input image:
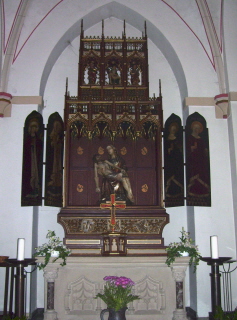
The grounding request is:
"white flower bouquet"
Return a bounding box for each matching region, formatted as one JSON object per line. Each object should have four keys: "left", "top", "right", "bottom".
{"left": 34, "top": 230, "right": 71, "bottom": 270}
{"left": 165, "top": 228, "right": 200, "bottom": 272}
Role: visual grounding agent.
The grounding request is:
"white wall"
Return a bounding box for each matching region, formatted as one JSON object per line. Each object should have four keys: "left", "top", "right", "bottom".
{"left": 0, "top": 104, "right": 36, "bottom": 313}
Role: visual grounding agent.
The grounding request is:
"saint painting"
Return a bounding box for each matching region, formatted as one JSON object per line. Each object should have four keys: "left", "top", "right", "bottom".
{"left": 21, "top": 111, "right": 44, "bottom": 206}
{"left": 185, "top": 112, "right": 211, "bottom": 206}
{"left": 45, "top": 112, "right": 64, "bottom": 207}
{"left": 164, "top": 114, "right": 184, "bottom": 207}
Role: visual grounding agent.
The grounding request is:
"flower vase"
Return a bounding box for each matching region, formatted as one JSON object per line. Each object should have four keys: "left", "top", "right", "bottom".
{"left": 51, "top": 251, "right": 59, "bottom": 257}
{"left": 180, "top": 251, "right": 189, "bottom": 257}
{"left": 100, "top": 307, "right": 127, "bottom": 320}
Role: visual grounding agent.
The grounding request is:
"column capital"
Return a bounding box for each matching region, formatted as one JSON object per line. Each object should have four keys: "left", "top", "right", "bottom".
{"left": 171, "top": 265, "right": 187, "bottom": 282}
{"left": 44, "top": 268, "right": 59, "bottom": 282}
{"left": 0, "top": 94, "right": 43, "bottom": 117}
{"left": 0, "top": 92, "right": 12, "bottom": 117}
{"left": 214, "top": 93, "right": 229, "bottom": 119}
{"left": 185, "top": 94, "right": 230, "bottom": 119}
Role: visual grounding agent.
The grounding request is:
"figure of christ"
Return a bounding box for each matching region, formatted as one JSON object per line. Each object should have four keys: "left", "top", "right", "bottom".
{"left": 93, "top": 154, "right": 134, "bottom": 203}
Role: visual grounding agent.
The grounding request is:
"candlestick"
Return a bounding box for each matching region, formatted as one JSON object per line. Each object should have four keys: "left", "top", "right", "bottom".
{"left": 200, "top": 257, "right": 232, "bottom": 317}
{"left": 17, "top": 238, "right": 25, "bottom": 261}
{"left": 210, "top": 236, "right": 219, "bottom": 259}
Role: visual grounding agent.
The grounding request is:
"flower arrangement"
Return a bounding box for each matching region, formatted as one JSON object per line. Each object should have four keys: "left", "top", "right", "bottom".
{"left": 165, "top": 228, "right": 200, "bottom": 272}
{"left": 95, "top": 276, "right": 140, "bottom": 311}
{"left": 34, "top": 230, "right": 71, "bottom": 270}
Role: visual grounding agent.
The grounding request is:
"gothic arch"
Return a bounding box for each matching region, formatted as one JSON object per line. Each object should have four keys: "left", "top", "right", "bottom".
{"left": 39, "top": 1, "right": 188, "bottom": 104}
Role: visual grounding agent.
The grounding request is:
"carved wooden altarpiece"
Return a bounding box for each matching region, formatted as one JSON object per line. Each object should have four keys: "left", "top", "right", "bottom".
{"left": 58, "top": 21, "right": 169, "bottom": 256}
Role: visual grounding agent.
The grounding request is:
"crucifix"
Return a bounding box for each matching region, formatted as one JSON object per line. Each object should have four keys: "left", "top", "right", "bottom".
{"left": 100, "top": 194, "right": 126, "bottom": 232}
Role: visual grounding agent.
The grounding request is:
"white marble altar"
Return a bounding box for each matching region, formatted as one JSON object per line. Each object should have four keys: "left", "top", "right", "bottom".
{"left": 38, "top": 256, "right": 189, "bottom": 320}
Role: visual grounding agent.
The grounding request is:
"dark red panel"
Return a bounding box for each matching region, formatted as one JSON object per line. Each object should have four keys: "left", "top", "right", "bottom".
{"left": 69, "top": 169, "right": 93, "bottom": 206}
{"left": 70, "top": 136, "right": 91, "bottom": 168}
{"left": 136, "top": 138, "right": 155, "bottom": 168}
{"left": 135, "top": 168, "right": 156, "bottom": 205}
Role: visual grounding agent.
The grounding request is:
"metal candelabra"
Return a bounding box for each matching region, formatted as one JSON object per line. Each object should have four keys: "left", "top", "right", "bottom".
{"left": 200, "top": 257, "right": 232, "bottom": 319}
{"left": 8, "top": 258, "right": 36, "bottom": 318}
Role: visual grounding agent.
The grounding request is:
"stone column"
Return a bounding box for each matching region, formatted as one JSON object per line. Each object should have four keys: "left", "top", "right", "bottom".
{"left": 43, "top": 268, "right": 59, "bottom": 320}
{"left": 171, "top": 265, "right": 188, "bottom": 320}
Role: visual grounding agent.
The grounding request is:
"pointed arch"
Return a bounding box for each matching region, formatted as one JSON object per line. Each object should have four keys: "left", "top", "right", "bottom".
{"left": 39, "top": 1, "right": 188, "bottom": 104}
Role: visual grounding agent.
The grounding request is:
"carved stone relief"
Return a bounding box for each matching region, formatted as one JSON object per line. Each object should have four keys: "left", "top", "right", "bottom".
{"left": 60, "top": 217, "right": 167, "bottom": 234}
{"left": 65, "top": 276, "right": 98, "bottom": 314}
{"left": 65, "top": 275, "right": 166, "bottom": 315}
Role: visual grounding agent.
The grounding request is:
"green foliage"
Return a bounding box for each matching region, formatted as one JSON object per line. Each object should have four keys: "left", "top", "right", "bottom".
{"left": 214, "top": 306, "right": 237, "bottom": 320}
{"left": 165, "top": 228, "right": 201, "bottom": 272}
{"left": 95, "top": 276, "right": 140, "bottom": 311}
{"left": 34, "top": 230, "right": 71, "bottom": 270}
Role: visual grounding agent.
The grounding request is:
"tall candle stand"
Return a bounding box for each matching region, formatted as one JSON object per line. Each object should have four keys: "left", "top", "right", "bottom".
{"left": 200, "top": 257, "right": 232, "bottom": 319}
{"left": 8, "top": 258, "right": 36, "bottom": 318}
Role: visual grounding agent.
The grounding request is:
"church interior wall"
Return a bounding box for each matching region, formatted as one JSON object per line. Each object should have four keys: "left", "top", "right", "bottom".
{"left": 226, "top": 0, "right": 237, "bottom": 261}
{"left": 0, "top": 104, "right": 37, "bottom": 312}
{"left": 187, "top": 104, "right": 236, "bottom": 314}
{"left": 223, "top": 2, "right": 237, "bottom": 92}
{"left": 0, "top": 1, "right": 237, "bottom": 318}
{"left": 227, "top": 102, "right": 237, "bottom": 258}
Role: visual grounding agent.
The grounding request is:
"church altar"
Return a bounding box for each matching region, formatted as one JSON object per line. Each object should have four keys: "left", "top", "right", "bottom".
{"left": 37, "top": 22, "right": 190, "bottom": 320}
{"left": 39, "top": 256, "right": 189, "bottom": 320}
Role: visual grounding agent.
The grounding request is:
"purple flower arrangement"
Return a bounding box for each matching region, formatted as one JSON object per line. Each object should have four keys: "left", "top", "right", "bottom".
{"left": 104, "top": 276, "right": 135, "bottom": 288}
{"left": 95, "top": 276, "right": 140, "bottom": 311}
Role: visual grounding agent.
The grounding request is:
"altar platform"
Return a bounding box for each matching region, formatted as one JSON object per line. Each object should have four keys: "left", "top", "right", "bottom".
{"left": 39, "top": 256, "right": 189, "bottom": 320}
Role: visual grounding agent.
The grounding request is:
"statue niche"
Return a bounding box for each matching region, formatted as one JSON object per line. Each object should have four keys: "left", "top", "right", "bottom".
{"left": 106, "top": 58, "right": 122, "bottom": 85}
{"left": 128, "top": 58, "right": 142, "bottom": 86}
{"left": 84, "top": 57, "right": 99, "bottom": 85}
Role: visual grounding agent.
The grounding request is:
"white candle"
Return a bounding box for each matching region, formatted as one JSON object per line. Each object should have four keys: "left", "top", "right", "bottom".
{"left": 210, "top": 235, "right": 219, "bottom": 259}
{"left": 17, "top": 238, "right": 25, "bottom": 260}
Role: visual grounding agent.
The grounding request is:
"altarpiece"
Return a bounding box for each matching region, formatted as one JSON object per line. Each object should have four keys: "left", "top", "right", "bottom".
{"left": 58, "top": 21, "right": 169, "bottom": 256}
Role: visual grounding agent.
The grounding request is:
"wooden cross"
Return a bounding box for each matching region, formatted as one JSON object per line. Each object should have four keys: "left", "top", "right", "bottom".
{"left": 100, "top": 194, "right": 126, "bottom": 232}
